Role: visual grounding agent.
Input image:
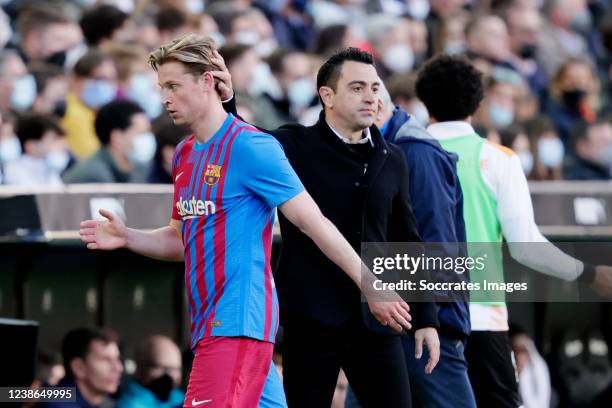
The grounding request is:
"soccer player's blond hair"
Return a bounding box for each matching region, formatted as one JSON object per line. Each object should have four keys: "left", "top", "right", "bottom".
{"left": 148, "top": 33, "right": 222, "bottom": 76}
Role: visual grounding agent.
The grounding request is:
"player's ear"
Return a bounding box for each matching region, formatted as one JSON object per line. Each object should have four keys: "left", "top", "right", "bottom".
{"left": 319, "top": 86, "right": 335, "bottom": 109}
{"left": 199, "top": 71, "right": 214, "bottom": 92}
{"left": 70, "top": 358, "right": 87, "bottom": 380}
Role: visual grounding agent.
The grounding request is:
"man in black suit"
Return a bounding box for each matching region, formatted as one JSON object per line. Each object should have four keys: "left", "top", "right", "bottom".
{"left": 216, "top": 47, "right": 440, "bottom": 408}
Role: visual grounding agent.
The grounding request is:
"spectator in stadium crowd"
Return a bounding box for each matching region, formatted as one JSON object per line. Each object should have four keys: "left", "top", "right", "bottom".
{"left": 3, "top": 112, "right": 69, "bottom": 186}
{"left": 263, "top": 49, "right": 318, "bottom": 126}
{"left": 0, "top": 50, "right": 36, "bottom": 114}
{"left": 79, "top": 4, "right": 133, "bottom": 49}
{"left": 106, "top": 44, "right": 163, "bottom": 120}
{"left": 220, "top": 43, "right": 285, "bottom": 129}
{"left": 538, "top": 0, "right": 592, "bottom": 79}
{"left": 255, "top": 0, "right": 317, "bottom": 51}
{"left": 39, "top": 328, "right": 123, "bottom": 408}
{"left": 148, "top": 120, "right": 191, "bottom": 184}
{"left": 546, "top": 58, "right": 600, "bottom": 146}
{"left": 63, "top": 100, "right": 153, "bottom": 184}
{"left": 563, "top": 119, "right": 612, "bottom": 180}
{"left": 14, "top": 3, "right": 82, "bottom": 68}
{"left": 29, "top": 63, "right": 70, "bottom": 118}
{"left": 313, "top": 24, "right": 362, "bottom": 58}
{"left": 62, "top": 50, "right": 118, "bottom": 160}
{"left": 465, "top": 15, "right": 513, "bottom": 70}
{"left": 524, "top": 116, "right": 565, "bottom": 180}
{"left": 506, "top": 5, "right": 549, "bottom": 98}
{"left": 156, "top": 7, "right": 191, "bottom": 47}
{"left": 474, "top": 67, "right": 524, "bottom": 131}
{"left": 34, "top": 350, "right": 65, "bottom": 387}
{"left": 116, "top": 335, "right": 184, "bottom": 408}
{"left": 365, "top": 14, "right": 415, "bottom": 78}
{"left": 499, "top": 126, "right": 534, "bottom": 177}
{"left": 385, "top": 73, "right": 429, "bottom": 126}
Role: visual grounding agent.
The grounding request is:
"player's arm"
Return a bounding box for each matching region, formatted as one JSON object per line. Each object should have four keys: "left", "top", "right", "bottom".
{"left": 279, "top": 191, "right": 412, "bottom": 333}
{"left": 79, "top": 209, "right": 184, "bottom": 262}
{"left": 494, "top": 151, "right": 612, "bottom": 296}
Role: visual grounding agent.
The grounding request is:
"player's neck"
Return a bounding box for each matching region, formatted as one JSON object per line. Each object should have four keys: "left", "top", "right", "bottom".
{"left": 192, "top": 101, "right": 228, "bottom": 144}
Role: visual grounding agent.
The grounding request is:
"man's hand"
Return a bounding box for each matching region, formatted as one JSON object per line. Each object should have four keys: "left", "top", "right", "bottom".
{"left": 367, "top": 294, "right": 412, "bottom": 333}
{"left": 210, "top": 50, "right": 233, "bottom": 101}
{"left": 592, "top": 265, "right": 612, "bottom": 298}
{"left": 414, "top": 327, "right": 440, "bottom": 374}
{"left": 79, "top": 209, "right": 128, "bottom": 250}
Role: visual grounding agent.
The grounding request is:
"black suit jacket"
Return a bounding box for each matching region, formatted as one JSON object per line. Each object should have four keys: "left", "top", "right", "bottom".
{"left": 225, "top": 100, "right": 438, "bottom": 333}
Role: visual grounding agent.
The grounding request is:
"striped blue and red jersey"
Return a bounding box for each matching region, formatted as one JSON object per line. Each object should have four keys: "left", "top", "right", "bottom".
{"left": 171, "top": 113, "right": 304, "bottom": 349}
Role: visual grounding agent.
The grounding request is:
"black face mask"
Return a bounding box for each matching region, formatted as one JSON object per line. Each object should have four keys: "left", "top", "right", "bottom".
{"left": 562, "top": 89, "right": 587, "bottom": 109}
{"left": 519, "top": 43, "right": 538, "bottom": 59}
{"left": 52, "top": 100, "right": 67, "bottom": 118}
{"left": 145, "top": 373, "right": 174, "bottom": 402}
{"left": 46, "top": 50, "right": 66, "bottom": 67}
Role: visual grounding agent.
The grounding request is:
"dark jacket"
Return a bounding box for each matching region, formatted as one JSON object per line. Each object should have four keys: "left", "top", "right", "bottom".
{"left": 62, "top": 148, "right": 148, "bottom": 184}
{"left": 382, "top": 108, "right": 471, "bottom": 338}
{"left": 563, "top": 154, "right": 611, "bottom": 180}
{"left": 224, "top": 98, "right": 438, "bottom": 333}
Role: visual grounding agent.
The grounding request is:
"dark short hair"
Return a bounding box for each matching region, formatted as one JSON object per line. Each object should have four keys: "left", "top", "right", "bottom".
{"left": 416, "top": 55, "right": 484, "bottom": 122}
{"left": 219, "top": 43, "right": 252, "bottom": 68}
{"left": 62, "top": 328, "right": 117, "bottom": 379}
{"left": 80, "top": 4, "right": 129, "bottom": 46}
{"left": 94, "top": 100, "right": 144, "bottom": 146}
{"left": 73, "top": 50, "right": 113, "bottom": 78}
{"left": 153, "top": 121, "right": 191, "bottom": 162}
{"left": 156, "top": 7, "right": 187, "bottom": 33}
{"left": 316, "top": 47, "right": 375, "bottom": 104}
{"left": 15, "top": 112, "right": 64, "bottom": 149}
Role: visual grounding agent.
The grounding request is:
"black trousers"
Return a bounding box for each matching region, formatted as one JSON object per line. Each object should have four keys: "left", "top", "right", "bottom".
{"left": 465, "top": 330, "right": 522, "bottom": 408}
{"left": 282, "top": 312, "right": 411, "bottom": 408}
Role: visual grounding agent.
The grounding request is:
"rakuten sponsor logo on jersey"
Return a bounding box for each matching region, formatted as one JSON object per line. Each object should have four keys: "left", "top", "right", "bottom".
{"left": 176, "top": 196, "right": 217, "bottom": 219}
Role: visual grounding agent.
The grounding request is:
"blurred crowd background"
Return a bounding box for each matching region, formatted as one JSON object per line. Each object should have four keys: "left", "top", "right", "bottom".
{"left": 0, "top": 0, "right": 610, "bottom": 187}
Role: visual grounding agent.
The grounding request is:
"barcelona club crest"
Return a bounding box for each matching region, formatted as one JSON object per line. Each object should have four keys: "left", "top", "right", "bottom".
{"left": 204, "top": 164, "right": 222, "bottom": 186}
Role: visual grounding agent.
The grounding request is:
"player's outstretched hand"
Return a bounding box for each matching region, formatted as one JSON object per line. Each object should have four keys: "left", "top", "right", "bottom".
{"left": 367, "top": 293, "right": 412, "bottom": 333}
{"left": 415, "top": 327, "right": 440, "bottom": 374}
{"left": 592, "top": 265, "right": 612, "bottom": 298}
{"left": 79, "top": 209, "right": 128, "bottom": 250}
{"left": 210, "top": 50, "right": 233, "bottom": 101}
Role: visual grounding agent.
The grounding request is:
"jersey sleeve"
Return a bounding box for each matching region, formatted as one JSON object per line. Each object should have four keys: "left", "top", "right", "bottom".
{"left": 236, "top": 131, "right": 304, "bottom": 208}
{"left": 170, "top": 141, "right": 185, "bottom": 221}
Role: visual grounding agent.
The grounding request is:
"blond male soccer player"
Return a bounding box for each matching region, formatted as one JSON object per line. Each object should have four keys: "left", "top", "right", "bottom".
{"left": 79, "top": 34, "right": 411, "bottom": 408}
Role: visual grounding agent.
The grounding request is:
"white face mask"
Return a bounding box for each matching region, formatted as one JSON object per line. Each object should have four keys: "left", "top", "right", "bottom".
{"left": 46, "top": 150, "right": 70, "bottom": 172}
{"left": 0, "top": 136, "right": 22, "bottom": 164}
{"left": 129, "top": 132, "right": 157, "bottom": 164}
{"left": 128, "top": 74, "right": 163, "bottom": 119}
{"left": 537, "top": 138, "right": 564, "bottom": 168}
{"left": 382, "top": 43, "right": 414, "bottom": 74}
{"left": 287, "top": 78, "right": 316, "bottom": 110}
{"left": 234, "top": 31, "right": 260, "bottom": 46}
{"left": 11, "top": 74, "right": 37, "bottom": 112}
{"left": 249, "top": 63, "right": 283, "bottom": 99}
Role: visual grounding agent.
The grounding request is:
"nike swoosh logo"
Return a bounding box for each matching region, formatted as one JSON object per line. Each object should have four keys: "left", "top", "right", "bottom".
{"left": 192, "top": 399, "right": 212, "bottom": 406}
{"left": 175, "top": 171, "right": 184, "bottom": 182}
